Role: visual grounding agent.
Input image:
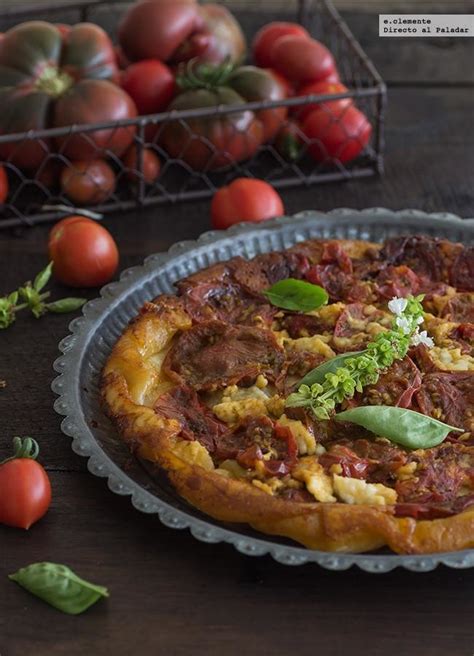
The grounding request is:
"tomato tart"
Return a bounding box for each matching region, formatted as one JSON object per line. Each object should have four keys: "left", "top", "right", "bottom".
{"left": 102, "top": 235, "right": 474, "bottom": 554}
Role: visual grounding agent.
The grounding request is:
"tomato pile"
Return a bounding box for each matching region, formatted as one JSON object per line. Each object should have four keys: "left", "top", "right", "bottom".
{"left": 0, "top": 1, "right": 372, "bottom": 209}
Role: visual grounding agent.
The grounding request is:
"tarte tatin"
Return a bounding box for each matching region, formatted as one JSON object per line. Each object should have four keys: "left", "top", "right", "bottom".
{"left": 102, "top": 235, "right": 474, "bottom": 554}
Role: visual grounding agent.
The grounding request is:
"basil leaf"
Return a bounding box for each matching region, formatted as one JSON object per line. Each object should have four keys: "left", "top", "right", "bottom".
{"left": 9, "top": 562, "right": 109, "bottom": 615}
{"left": 263, "top": 278, "right": 328, "bottom": 312}
{"left": 299, "top": 351, "right": 364, "bottom": 387}
{"left": 47, "top": 298, "right": 86, "bottom": 313}
{"left": 33, "top": 262, "right": 53, "bottom": 292}
{"left": 335, "top": 406, "right": 463, "bottom": 449}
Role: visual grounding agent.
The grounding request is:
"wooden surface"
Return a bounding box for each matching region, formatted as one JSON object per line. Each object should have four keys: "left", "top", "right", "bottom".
{"left": 1, "top": 3, "right": 474, "bottom": 655}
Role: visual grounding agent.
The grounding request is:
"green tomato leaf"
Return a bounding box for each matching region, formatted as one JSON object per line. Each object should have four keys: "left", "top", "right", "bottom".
{"left": 335, "top": 406, "right": 463, "bottom": 449}
{"left": 47, "top": 298, "right": 86, "bottom": 313}
{"left": 33, "top": 262, "right": 53, "bottom": 292}
{"left": 298, "top": 351, "right": 364, "bottom": 388}
{"left": 263, "top": 278, "right": 328, "bottom": 312}
{"left": 9, "top": 562, "right": 109, "bottom": 615}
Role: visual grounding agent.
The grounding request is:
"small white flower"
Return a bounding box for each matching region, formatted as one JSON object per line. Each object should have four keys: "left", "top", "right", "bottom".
{"left": 388, "top": 297, "right": 408, "bottom": 316}
{"left": 416, "top": 315, "right": 424, "bottom": 326}
{"left": 395, "top": 315, "right": 411, "bottom": 334}
{"left": 411, "top": 330, "right": 434, "bottom": 348}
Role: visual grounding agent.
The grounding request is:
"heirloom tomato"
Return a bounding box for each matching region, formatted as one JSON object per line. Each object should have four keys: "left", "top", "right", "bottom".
{"left": 121, "top": 60, "right": 176, "bottom": 115}
{"left": 252, "top": 22, "right": 310, "bottom": 69}
{"left": 302, "top": 105, "right": 372, "bottom": 164}
{"left": 211, "top": 178, "right": 284, "bottom": 229}
{"left": 295, "top": 81, "right": 352, "bottom": 121}
{"left": 118, "top": 0, "right": 199, "bottom": 62}
{"left": 270, "top": 36, "right": 337, "bottom": 85}
{"left": 60, "top": 159, "right": 116, "bottom": 205}
{"left": 0, "top": 21, "right": 137, "bottom": 168}
{"left": 171, "top": 4, "right": 246, "bottom": 66}
{"left": 162, "top": 62, "right": 287, "bottom": 170}
{"left": 49, "top": 216, "right": 119, "bottom": 287}
{"left": 0, "top": 437, "right": 51, "bottom": 530}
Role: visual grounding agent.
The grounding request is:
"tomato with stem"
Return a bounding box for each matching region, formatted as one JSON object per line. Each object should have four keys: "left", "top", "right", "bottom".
{"left": 0, "top": 437, "right": 52, "bottom": 530}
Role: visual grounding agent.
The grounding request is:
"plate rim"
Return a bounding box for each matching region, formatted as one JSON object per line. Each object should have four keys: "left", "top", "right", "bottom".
{"left": 52, "top": 207, "right": 474, "bottom": 572}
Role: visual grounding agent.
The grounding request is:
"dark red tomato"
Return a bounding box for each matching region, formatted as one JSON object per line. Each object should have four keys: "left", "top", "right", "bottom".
{"left": 0, "top": 164, "right": 8, "bottom": 203}
{"left": 252, "top": 22, "right": 310, "bottom": 68}
{"left": 114, "top": 44, "right": 131, "bottom": 70}
{"left": 0, "top": 437, "right": 51, "bottom": 530}
{"left": 295, "top": 80, "right": 352, "bottom": 122}
{"left": 118, "top": 0, "right": 199, "bottom": 62}
{"left": 302, "top": 105, "right": 372, "bottom": 164}
{"left": 162, "top": 63, "right": 283, "bottom": 170}
{"left": 35, "top": 159, "right": 62, "bottom": 190}
{"left": 0, "top": 22, "right": 136, "bottom": 168}
{"left": 123, "top": 146, "right": 161, "bottom": 183}
{"left": 121, "top": 60, "right": 176, "bottom": 115}
{"left": 211, "top": 178, "right": 284, "bottom": 229}
{"left": 270, "top": 36, "right": 337, "bottom": 85}
{"left": 60, "top": 160, "right": 116, "bottom": 205}
{"left": 49, "top": 216, "right": 119, "bottom": 287}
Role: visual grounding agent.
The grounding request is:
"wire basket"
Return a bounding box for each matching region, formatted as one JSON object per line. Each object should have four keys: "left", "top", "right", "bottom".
{"left": 0, "top": 0, "right": 386, "bottom": 229}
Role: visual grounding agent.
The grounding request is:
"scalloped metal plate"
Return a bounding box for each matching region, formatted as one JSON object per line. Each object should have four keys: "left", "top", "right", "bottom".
{"left": 52, "top": 208, "right": 474, "bottom": 572}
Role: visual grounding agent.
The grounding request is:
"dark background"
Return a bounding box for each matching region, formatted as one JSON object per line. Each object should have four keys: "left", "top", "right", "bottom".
{"left": 1, "top": 1, "right": 474, "bottom": 655}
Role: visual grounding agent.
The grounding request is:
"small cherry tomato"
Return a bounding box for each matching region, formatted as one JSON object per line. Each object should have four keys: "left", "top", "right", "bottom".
{"left": 0, "top": 437, "right": 51, "bottom": 530}
{"left": 49, "top": 216, "right": 119, "bottom": 287}
{"left": 302, "top": 105, "right": 372, "bottom": 164}
{"left": 0, "top": 164, "right": 8, "bottom": 203}
{"left": 123, "top": 146, "right": 161, "bottom": 183}
{"left": 211, "top": 178, "right": 284, "bottom": 230}
{"left": 253, "top": 22, "right": 310, "bottom": 68}
{"left": 121, "top": 59, "right": 176, "bottom": 115}
{"left": 295, "top": 81, "right": 352, "bottom": 122}
{"left": 270, "top": 36, "right": 337, "bottom": 85}
{"left": 61, "top": 160, "right": 116, "bottom": 206}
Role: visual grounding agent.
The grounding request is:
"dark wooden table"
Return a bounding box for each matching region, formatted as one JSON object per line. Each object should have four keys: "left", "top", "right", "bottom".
{"left": 1, "top": 5, "right": 474, "bottom": 656}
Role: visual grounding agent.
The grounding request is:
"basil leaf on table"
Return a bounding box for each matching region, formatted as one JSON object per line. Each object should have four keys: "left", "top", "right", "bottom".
{"left": 299, "top": 351, "right": 364, "bottom": 387}
{"left": 263, "top": 278, "right": 328, "bottom": 312}
{"left": 9, "top": 562, "right": 109, "bottom": 615}
{"left": 335, "top": 406, "right": 463, "bottom": 449}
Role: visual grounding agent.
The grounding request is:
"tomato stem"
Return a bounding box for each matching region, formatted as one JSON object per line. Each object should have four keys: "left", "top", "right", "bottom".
{"left": 36, "top": 66, "right": 74, "bottom": 98}
{"left": 0, "top": 437, "right": 40, "bottom": 465}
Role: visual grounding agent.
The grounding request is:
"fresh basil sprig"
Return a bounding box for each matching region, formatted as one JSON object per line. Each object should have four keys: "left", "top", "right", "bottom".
{"left": 0, "top": 262, "right": 86, "bottom": 328}
{"left": 299, "top": 351, "right": 364, "bottom": 387}
{"left": 9, "top": 562, "right": 109, "bottom": 615}
{"left": 335, "top": 406, "right": 463, "bottom": 449}
{"left": 263, "top": 278, "right": 328, "bottom": 312}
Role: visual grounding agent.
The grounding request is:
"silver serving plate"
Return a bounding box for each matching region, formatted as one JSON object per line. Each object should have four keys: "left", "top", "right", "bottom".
{"left": 52, "top": 208, "right": 474, "bottom": 572}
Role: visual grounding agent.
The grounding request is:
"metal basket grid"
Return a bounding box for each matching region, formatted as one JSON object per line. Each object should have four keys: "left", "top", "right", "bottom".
{"left": 0, "top": 0, "right": 386, "bottom": 229}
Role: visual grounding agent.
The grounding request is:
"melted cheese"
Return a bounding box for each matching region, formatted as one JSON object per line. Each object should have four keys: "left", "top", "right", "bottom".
{"left": 277, "top": 414, "right": 316, "bottom": 456}
{"left": 172, "top": 439, "right": 214, "bottom": 471}
{"left": 293, "top": 457, "right": 336, "bottom": 503}
{"left": 429, "top": 346, "right": 474, "bottom": 371}
{"left": 212, "top": 384, "right": 285, "bottom": 424}
{"left": 333, "top": 475, "right": 397, "bottom": 506}
{"left": 285, "top": 335, "right": 335, "bottom": 358}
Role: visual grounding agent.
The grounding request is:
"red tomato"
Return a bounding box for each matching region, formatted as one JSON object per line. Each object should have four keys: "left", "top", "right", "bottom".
{"left": 0, "top": 164, "right": 8, "bottom": 203}
{"left": 61, "top": 160, "right": 116, "bottom": 206}
{"left": 211, "top": 178, "right": 284, "bottom": 230}
{"left": 302, "top": 105, "right": 372, "bottom": 164}
{"left": 295, "top": 81, "right": 352, "bottom": 122}
{"left": 123, "top": 146, "right": 161, "bottom": 183}
{"left": 49, "top": 216, "right": 119, "bottom": 287}
{"left": 270, "top": 36, "right": 337, "bottom": 85}
{"left": 0, "top": 437, "right": 51, "bottom": 530}
{"left": 121, "top": 60, "right": 176, "bottom": 115}
{"left": 54, "top": 23, "right": 72, "bottom": 38}
{"left": 253, "top": 22, "right": 310, "bottom": 68}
